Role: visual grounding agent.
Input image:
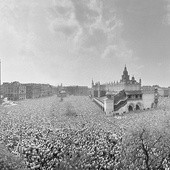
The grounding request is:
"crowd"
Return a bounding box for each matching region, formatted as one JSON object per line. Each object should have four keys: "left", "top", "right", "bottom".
{"left": 21, "top": 127, "right": 121, "bottom": 170}
{"left": 2, "top": 96, "right": 170, "bottom": 169}
{"left": 0, "top": 96, "right": 122, "bottom": 170}
{"left": 1, "top": 123, "right": 121, "bottom": 170}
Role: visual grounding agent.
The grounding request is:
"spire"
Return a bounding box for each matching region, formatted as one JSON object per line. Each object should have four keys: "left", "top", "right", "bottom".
{"left": 122, "top": 65, "right": 130, "bottom": 83}
{"left": 124, "top": 64, "right": 127, "bottom": 72}
{"left": 92, "top": 78, "right": 94, "bottom": 87}
{"left": 123, "top": 65, "right": 129, "bottom": 76}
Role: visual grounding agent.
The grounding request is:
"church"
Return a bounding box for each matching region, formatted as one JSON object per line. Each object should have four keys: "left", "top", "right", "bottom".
{"left": 91, "top": 66, "right": 158, "bottom": 115}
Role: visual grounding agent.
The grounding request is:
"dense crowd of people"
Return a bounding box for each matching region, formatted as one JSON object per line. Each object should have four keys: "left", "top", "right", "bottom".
{"left": 0, "top": 96, "right": 122, "bottom": 169}
{"left": 1, "top": 96, "right": 170, "bottom": 169}
{"left": 21, "top": 127, "right": 121, "bottom": 170}
{"left": 1, "top": 124, "right": 121, "bottom": 170}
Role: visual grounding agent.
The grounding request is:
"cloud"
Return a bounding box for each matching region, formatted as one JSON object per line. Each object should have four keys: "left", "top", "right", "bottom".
{"left": 48, "top": 0, "right": 129, "bottom": 58}
{"left": 101, "top": 45, "right": 116, "bottom": 59}
{"left": 163, "top": 1, "right": 170, "bottom": 25}
{"left": 101, "top": 40, "right": 135, "bottom": 63}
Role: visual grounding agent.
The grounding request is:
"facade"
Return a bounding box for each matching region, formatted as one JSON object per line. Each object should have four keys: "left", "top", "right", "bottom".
{"left": 158, "top": 87, "right": 169, "bottom": 97}
{"left": 142, "top": 86, "right": 169, "bottom": 97}
{"left": 142, "top": 86, "right": 155, "bottom": 94}
{"left": 40, "top": 84, "right": 52, "bottom": 97}
{"left": 65, "top": 86, "right": 89, "bottom": 96}
{"left": 92, "top": 66, "right": 142, "bottom": 100}
{"left": 25, "top": 84, "right": 41, "bottom": 99}
{"left": 51, "top": 85, "right": 59, "bottom": 95}
{"left": 2, "top": 82, "right": 58, "bottom": 100}
{"left": 2, "top": 81, "right": 26, "bottom": 101}
{"left": 25, "top": 83, "right": 53, "bottom": 99}
{"left": 92, "top": 66, "right": 157, "bottom": 115}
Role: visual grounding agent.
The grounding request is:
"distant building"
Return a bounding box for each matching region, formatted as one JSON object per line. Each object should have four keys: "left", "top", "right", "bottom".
{"left": 65, "top": 86, "right": 89, "bottom": 96}
{"left": 158, "top": 87, "right": 169, "bottom": 97}
{"left": 40, "top": 84, "right": 52, "bottom": 97}
{"left": 24, "top": 84, "right": 41, "bottom": 99}
{"left": 142, "top": 86, "right": 155, "bottom": 94}
{"left": 51, "top": 85, "right": 59, "bottom": 95}
{"left": 91, "top": 66, "right": 157, "bottom": 115}
{"left": 2, "top": 81, "right": 26, "bottom": 101}
{"left": 142, "top": 85, "right": 169, "bottom": 97}
{"left": 24, "top": 83, "right": 53, "bottom": 99}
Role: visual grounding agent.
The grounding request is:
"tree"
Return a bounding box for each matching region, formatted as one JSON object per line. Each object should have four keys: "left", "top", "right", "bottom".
{"left": 119, "top": 127, "right": 170, "bottom": 170}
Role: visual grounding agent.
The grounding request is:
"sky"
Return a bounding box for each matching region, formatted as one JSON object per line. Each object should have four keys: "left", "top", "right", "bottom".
{"left": 0, "top": 0, "right": 170, "bottom": 87}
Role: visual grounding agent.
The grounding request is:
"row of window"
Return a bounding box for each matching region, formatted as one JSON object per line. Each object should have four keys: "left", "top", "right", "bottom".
{"left": 127, "top": 94, "right": 142, "bottom": 99}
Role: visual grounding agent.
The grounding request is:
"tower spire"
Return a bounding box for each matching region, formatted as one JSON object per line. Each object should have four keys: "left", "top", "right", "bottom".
{"left": 124, "top": 64, "right": 127, "bottom": 71}
{"left": 92, "top": 78, "right": 94, "bottom": 87}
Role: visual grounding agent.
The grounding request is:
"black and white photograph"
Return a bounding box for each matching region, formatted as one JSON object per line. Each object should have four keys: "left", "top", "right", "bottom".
{"left": 0, "top": 0, "right": 170, "bottom": 169}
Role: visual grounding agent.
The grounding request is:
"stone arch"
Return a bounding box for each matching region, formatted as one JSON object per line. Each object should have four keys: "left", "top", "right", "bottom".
{"left": 136, "top": 104, "right": 140, "bottom": 110}
{"left": 128, "top": 103, "right": 134, "bottom": 112}
{"left": 135, "top": 102, "right": 141, "bottom": 111}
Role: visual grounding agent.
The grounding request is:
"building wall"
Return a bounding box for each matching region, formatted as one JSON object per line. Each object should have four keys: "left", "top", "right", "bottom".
{"left": 117, "top": 100, "right": 144, "bottom": 115}
{"left": 162, "top": 88, "right": 169, "bottom": 97}
{"left": 2, "top": 82, "right": 58, "bottom": 100}
{"left": 142, "top": 93, "right": 154, "bottom": 109}
{"left": 2, "top": 82, "right": 26, "bottom": 101}
{"left": 40, "top": 84, "right": 52, "bottom": 97}
{"left": 18, "top": 84, "right": 26, "bottom": 100}
{"left": 103, "top": 93, "right": 155, "bottom": 115}
{"left": 158, "top": 88, "right": 164, "bottom": 97}
{"left": 142, "top": 86, "right": 155, "bottom": 94}
{"left": 65, "top": 86, "right": 89, "bottom": 96}
{"left": 124, "top": 84, "right": 141, "bottom": 91}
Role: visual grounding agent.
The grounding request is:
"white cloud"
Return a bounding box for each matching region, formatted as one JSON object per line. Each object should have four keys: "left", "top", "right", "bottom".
{"left": 48, "top": 0, "right": 123, "bottom": 53}
{"left": 101, "top": 40, "right": 135, "bottom": 62}
{"left": 101, "top": 45, "right": 116, "bottom": 59}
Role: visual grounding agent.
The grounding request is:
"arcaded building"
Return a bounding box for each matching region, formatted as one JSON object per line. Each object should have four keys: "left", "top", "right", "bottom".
{"left": 92, "top": 66, "right": 142, "bottom": 101}
{"left": 91, "top": 66, "right": 157, "bottom": 115}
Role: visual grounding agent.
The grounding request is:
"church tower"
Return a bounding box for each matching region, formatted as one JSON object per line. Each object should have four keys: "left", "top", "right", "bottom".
{"left": 92, "top": 78, "right": 94, "bottom": 88}
{"left": 121, "top": 65, "right": 130, "bottom": 83}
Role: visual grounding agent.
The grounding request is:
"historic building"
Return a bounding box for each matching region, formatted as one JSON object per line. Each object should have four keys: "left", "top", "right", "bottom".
{"left": 65, "top": 86, "right": 89, "bottom": 96}
{"left": 91, "top": 66, "right": 157, "bottom": 115}
{"left": 24, "top": 83, "right": 53, "bottom": 99}
{"left": 142, "top": 85, "right": 169, "bottom": 97}
{"left": 40, "top": 84, "right": 52, "bottom": 97}
{"left": 2, "top": 81, "right": 26, "bottom": 100}
{"left": 92, "top": 66, "right": 142, "bottom": 100}
{"left": 25, "top": 83, "right": 41, "bottom": 99}
{"left": 2, "top": 82, "right": 58, "bottom": 101}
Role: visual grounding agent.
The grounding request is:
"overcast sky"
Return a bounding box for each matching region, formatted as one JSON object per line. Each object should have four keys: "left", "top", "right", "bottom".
{"left": 0, "top": 0, "right": 170, "bottom": 87}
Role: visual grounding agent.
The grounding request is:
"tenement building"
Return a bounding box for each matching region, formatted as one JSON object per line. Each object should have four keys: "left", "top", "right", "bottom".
{"left": 2, "top": 81, "right": 26, "bottom": 100}
{"left": 91, "top": 66, "right": 158, "bottom": 115}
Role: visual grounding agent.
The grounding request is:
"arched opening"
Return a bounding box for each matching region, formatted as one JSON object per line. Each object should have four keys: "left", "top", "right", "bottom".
{"left": 128, "top": 105, "right": 133, "bottom": 112}
{"left": 136, "top": 104, "right": 140, "bottom": 110}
